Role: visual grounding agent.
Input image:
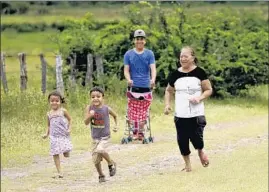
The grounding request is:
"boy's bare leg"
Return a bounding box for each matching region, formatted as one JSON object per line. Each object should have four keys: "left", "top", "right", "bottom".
{"left": 182, "top": 155, "right": 192, "bottom": 172}
{"left": 101, "top": 152, "right": 113, "bottom": 165}
{"left": 95, "top": 162, "right": 105, "bottom": 176}
{"left": 101, "top": 153, "right": 116, "bottom": 176}
{"left": 53, "top": 155, "right": 63, "bottom": 177}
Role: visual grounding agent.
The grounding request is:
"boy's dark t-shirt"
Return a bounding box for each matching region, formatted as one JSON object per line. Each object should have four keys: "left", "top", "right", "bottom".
{"left": 90, "top": 105, "right": 110, "bottom": 139}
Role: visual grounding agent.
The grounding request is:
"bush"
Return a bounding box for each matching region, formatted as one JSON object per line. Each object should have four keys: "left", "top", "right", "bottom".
{"left": 1, "top": 2, "right": 30, "bottom": 14}
{"left": 36, "top": 7, "right": 50, "bottom": 15}
{"left": 51, "top": 2, "right": 268, "bottom": 97}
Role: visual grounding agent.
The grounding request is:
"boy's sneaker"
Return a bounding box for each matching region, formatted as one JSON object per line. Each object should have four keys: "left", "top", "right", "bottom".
{"left": 108, "top": 162, "right": 117, "bottom": 176}
{"left": 99, "top": 175, "right": 106, "bottom": 183}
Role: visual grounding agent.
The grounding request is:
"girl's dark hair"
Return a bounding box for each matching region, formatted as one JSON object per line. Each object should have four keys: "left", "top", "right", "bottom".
{"left": 177, "top": 46, "right": 199, "bottom": 66}
{"left": 90, "top": 86, "right": 105, "bottom": 96}
{"left": 48, "top": 91, "right": 65, "bottom": 103}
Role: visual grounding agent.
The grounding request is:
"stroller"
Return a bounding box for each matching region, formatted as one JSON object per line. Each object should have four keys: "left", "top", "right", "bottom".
{"left": 121, "top": 87, "right": 154, "bottom": 144}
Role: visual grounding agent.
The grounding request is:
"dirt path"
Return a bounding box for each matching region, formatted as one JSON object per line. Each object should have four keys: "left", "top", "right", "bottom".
{"left": 1, "top": 115, "right": 268, "bottom": 192}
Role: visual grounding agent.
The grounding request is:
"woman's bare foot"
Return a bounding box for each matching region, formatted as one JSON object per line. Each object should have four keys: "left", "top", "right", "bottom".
{"left": 181, "top": 165, "right": 192, "bottom": 172}
{"left": 198, "top": 150, "right": 209, "bottom": 167}
{"left": 182, "top": 155, "right": 192, "bottom": 172}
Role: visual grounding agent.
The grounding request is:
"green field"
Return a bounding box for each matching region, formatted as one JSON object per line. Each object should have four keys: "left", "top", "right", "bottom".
{"left": 1, "top": 86, "right": 268, "bottom": 191}
{"left": 1, "top": 2, "right": 268, "bottom": 191}
{"left": 1, "top": 30, "right": 58, "bottom": 55}
{"left": 2, "top": 2, "right": 267, "bottom": 24}
{"left": 1, "top": 2, "right": 267, "bottom": 57}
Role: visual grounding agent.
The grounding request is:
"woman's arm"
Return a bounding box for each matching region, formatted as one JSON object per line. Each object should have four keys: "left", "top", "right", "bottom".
{"left": 189, "top": 79, "right": 213, "bottom": 104}
{"left": 164, "top": 84, "right": 175, "bottom": 114}
{"left": 200, "top": 79, "right": 213, "bottom": 100}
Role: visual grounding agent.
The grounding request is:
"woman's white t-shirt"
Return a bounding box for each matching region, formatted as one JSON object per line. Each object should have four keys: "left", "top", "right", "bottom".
{"left": 168, "top": 67, "right": 208, "bottom": 118}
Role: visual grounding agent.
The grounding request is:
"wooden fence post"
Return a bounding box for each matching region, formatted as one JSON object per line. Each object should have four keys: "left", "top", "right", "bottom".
{"left": 95, "top": 55, "right": 104, "bottom": 88}
{"left": 40, "top": 53, "right": 47, "bottom": 94}
{"left": 86, "top": 53, "right": 93, "bottom": 87}
{"left": 69, "top": 53, "right": 77, "bottom": 87}
{"left": 55, "top": 55, "right": 64, "bottom": 96}
{"left": 95, "top": 55, "right": 104, "bottom": 78}
{"left": 0, "top": 52, "right": 8, "bottom": 93}
{"left": 18, "top": 53, "right": 27, "bottom": 91}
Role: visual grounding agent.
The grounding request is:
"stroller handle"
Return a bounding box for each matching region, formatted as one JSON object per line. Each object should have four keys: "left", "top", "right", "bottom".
{"left": 127, "top": 86, "right": 154, "bottom": 93}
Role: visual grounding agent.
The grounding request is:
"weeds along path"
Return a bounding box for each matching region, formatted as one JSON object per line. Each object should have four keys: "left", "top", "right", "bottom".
{"left": 1, "top": 115, "right": 268, "bottom": 192}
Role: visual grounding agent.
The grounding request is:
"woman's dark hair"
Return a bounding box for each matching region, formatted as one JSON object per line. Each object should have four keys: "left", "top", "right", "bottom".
{"left": 177, "top": 46, "right": 199, "bottom": 66}
{"left": 48, "top": 91, "right": 65, "bottom": 103}
{"left": 90, "top": 86, "right": 105, "bottom": 96}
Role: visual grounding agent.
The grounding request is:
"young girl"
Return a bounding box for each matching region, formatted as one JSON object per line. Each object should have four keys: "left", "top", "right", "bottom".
{"left": 84, "top": 87, "right": 118, "bottom": 183}
{"left": 42, "top": 91, "right": 73, "bottom": 178}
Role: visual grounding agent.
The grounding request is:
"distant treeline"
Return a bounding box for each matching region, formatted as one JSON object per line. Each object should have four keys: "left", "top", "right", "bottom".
{"left": 1, "top": 20, "right": 119, "bottom": 33}
{"left": 0, "top": 2, "right": 129, "bottom": 15}
{"left": 1, "top": 1, "right": 253, "bottom": 15}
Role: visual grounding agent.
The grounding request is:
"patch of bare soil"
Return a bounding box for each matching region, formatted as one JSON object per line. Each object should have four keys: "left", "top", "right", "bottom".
{"left": 1, "top": 115, "right": 268, "bottom": 192}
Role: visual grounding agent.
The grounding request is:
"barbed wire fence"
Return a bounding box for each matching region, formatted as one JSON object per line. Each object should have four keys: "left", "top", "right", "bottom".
{"left": 0, "top": 52, "right": 103, "bottom": 95}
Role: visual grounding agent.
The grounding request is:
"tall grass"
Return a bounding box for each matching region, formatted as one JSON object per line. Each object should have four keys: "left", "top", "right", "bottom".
{"left": 1, "top": 79, "right": 268, "bottom": 168}
{"left": 1, "top": 1, "right": 268, "bottom": 168}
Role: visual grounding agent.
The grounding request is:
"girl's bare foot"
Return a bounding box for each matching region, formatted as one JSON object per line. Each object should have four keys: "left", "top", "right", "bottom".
{"left": 52, "top": 173, "right": 64, "bottom": 179}
{"left": 58, "top": 173, "right": 64, "bottom": 178}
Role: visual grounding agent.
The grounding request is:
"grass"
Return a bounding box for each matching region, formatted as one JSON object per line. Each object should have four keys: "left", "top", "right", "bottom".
{"left": 1, "top": 2, "right": 267, "bottom": 58}
{"left": 1, "top": 2, "right": 268, "bottom": 190}
{"left": 0, "top": 54, "right": 57, "bottom": 94}
{"left": 1, "top": 6, "right": 125, "bottom": 24}
{"left": 1, "top": 84, "right": 268, "bottom": 168}
{"left": 102, "top": 142, "right": 268, "bottom": 192}
{"left": 1, "top": 29, "right": 58, "bottom": 56}
{"left": 1, "top": 97, "right": 267, "bottom": 191}
{"left": 1, "top": 2, "right": 267, "bottom": 24}
{"left": 1, "top": 54, "right": 267, "bottom": 189}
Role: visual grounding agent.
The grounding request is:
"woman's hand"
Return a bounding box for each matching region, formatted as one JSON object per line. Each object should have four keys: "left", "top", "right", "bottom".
{"left": 189, "top": 97, "right": 201, "bottom": 104}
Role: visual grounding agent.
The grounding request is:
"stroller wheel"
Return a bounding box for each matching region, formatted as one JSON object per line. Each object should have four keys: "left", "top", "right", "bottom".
{"left": 127, "top": 136, "right": 133, "bottom": 142}
{"left": 142, "top": 138, "right": 149, "bottom": 144}
{"left": 121, "top": 138, "right": 128, "bottom": 144}
{"left": 148, "top": 136, "right": 154, "bottom": 143}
